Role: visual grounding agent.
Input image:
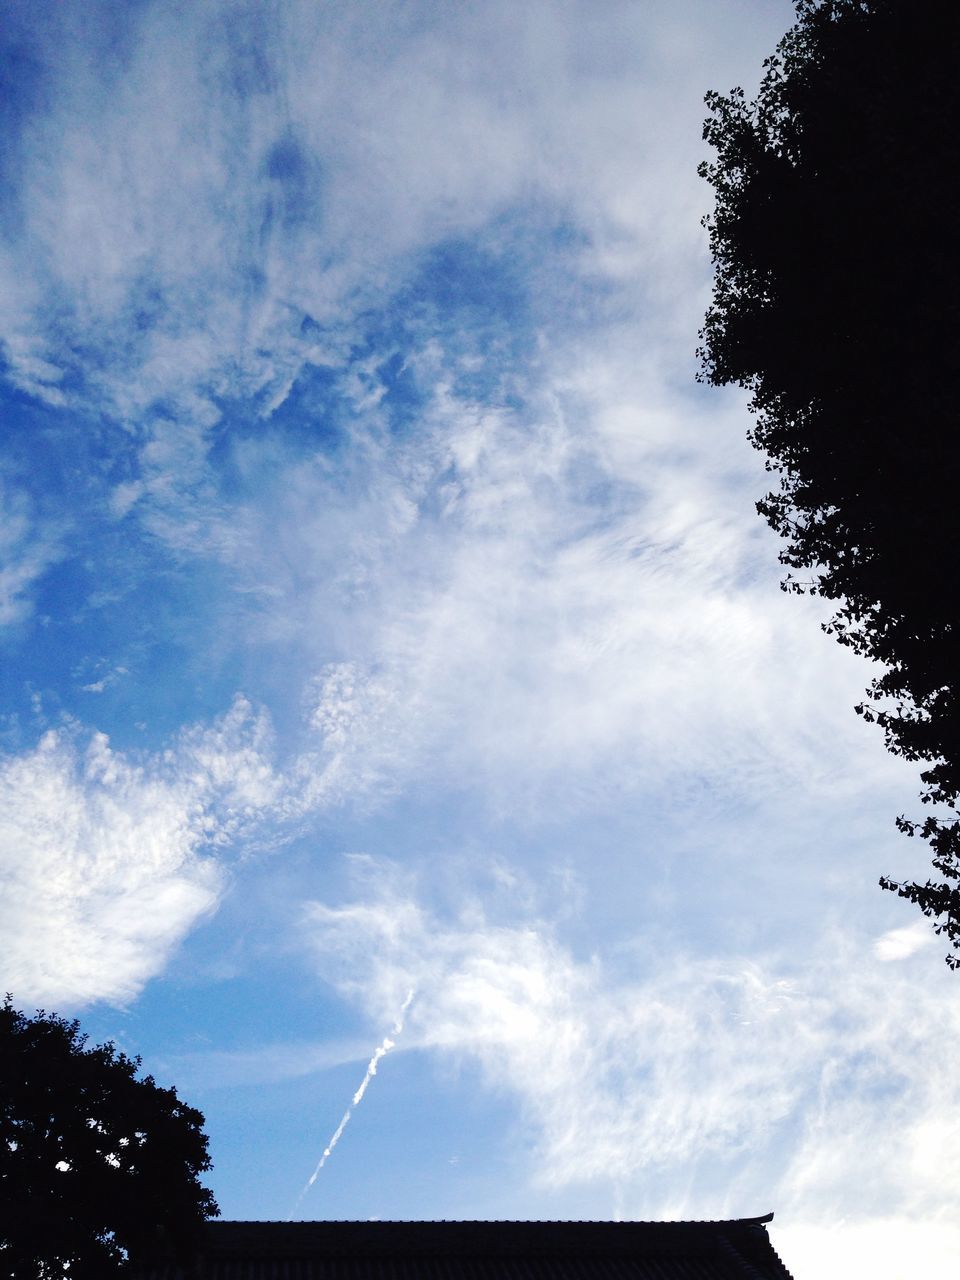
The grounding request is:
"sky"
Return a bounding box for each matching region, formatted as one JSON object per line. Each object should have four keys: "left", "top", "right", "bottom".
{"left": 1, "top": 2, "right": 958, "bottom": 1277}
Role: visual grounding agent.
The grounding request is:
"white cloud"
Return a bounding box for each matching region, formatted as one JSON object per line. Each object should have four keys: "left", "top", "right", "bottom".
{"left": 0, "top": 475, "right": 64, "bottom": 630}
{"left": 874, "top": 921, "right": 937, "bottom": 963}
{"left": 304, "top": 866, "right": 960, "bottom": 1278}
{"left": 264, "top": 346, "right": 909, "bottom": 827}
{"left": 0, "top": 1, "right": 794, "bottom": 475}
{"left": 1, "top": 2, "right": 873, "bottom": 834}
{"left": 0, "top": 697, "right": 281, "bottom": 1007}
{"left": 307, "top": 876, "right": 800, "bottom": 1187}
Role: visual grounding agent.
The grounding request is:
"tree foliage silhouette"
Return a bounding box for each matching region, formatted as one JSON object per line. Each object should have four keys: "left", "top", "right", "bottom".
{"left": 0, "top": 997, "right": 218, "bottom": 1278}
{"left": 698, "top": 0, "right": 960, "bottom": 960}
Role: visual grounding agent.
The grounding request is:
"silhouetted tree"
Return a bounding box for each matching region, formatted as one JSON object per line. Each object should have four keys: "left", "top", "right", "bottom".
{"left": 0, "top": 997, "right": 218, "bottom": 1278}
{"left": 698, "top": 0, "right": 960, "bottom": 960}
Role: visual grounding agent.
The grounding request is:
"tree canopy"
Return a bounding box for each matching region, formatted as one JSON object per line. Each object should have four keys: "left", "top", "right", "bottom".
{"left": 0, "top": 997, "right": 218, "bottom": 1279}
{"left": 698, "top": 0, "right": 960, "bottom": 959}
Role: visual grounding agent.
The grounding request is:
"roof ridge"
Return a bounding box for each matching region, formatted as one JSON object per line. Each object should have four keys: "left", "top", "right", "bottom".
{"left": 222, "top": 1216, "right": 776, "bottom": 1227}
{"left": 134, "top": 1218, "right": 792, "bottom": 1280}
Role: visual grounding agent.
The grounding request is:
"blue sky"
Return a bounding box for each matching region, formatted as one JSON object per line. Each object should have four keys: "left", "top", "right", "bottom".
{"left": 2, "top": 3, "right": 958, "bottom": 1277}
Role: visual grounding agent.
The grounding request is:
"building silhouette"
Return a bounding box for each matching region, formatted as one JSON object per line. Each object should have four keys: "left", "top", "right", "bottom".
{"left": 137, "top": 1216, "right": 794, "bottom": 1279}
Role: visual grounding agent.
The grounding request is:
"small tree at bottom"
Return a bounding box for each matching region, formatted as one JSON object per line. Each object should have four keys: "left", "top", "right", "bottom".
{"left": 0, "top": 996, "right": 219, "bottom": 1279}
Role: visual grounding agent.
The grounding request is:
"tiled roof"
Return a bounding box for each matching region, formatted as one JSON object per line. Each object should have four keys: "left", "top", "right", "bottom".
{"left": 139, "top": 1217, "right": 794, "bottom": 1280}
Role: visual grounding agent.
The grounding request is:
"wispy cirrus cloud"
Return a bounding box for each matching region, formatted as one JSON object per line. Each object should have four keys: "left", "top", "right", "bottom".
{"left": 0, "top": 1, "right": 791, "bottom": 469}
{"left": 303, "top": 862, "right": 960, "bottom": 1274}
{"left": 0, "top": 696, "right": 280, "bottom": 1007}
{"left": 0, "top": 0, "right": 836, "bottom": 833}
{"left": 0, "top": 472, "right": 65, "bottom": 630}
{"left": 259, "top": 342, "right": 907, "bottom": 825}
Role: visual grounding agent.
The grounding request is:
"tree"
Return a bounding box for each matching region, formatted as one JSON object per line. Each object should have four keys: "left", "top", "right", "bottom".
{"left": 698, "top": 0, "right": 960, "bottom": 960}
{"left": 0, "top": 997, "right": 218, "bottom": 1278}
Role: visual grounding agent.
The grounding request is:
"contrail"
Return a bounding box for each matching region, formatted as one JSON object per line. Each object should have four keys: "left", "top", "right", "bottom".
{"left": 290, "top": 990, "right": 414, "bottom": 1217}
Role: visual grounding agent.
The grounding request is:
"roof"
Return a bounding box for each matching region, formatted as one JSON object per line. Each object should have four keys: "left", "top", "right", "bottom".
{"left": 139, "top": 1217, "right": 794, "bottom": 1280}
